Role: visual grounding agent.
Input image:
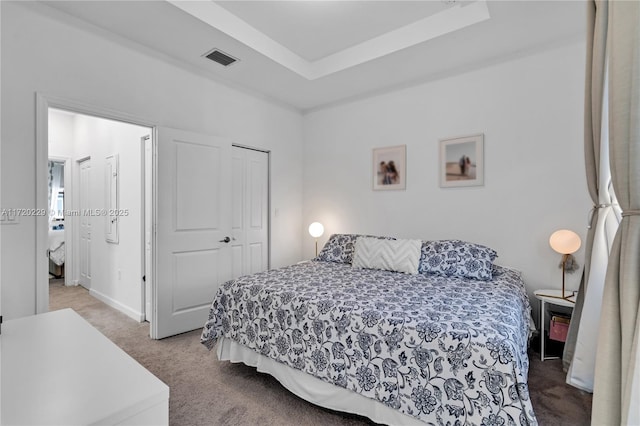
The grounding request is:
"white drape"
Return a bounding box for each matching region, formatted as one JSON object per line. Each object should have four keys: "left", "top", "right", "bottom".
{"left": 591, "top": 0, "right": 640, "bottom": 423}
{"left": 566, "top": 72, "right": 621, "bottom": 390}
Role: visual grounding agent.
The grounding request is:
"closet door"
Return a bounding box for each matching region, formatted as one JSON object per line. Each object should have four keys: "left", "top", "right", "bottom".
{"left": 152, "top": 127, "right": 232, "bottom": 339}
{"left": 230, "top": 147, "right": 269, "bottom": 279}
{"left": 78, "top": 158, "right": 92, "bottom": 290}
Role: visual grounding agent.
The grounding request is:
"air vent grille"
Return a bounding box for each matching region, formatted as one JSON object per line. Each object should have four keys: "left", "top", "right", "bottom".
{"left": 204, "top": 49, "right": 238, "bottom": 67}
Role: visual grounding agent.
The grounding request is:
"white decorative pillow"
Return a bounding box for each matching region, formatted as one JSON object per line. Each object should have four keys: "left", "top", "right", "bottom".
{"left": 352, "top": 237, "right": 422, "bottom": 275}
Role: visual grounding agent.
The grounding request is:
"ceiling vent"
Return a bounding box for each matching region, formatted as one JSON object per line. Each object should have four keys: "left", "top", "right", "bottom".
{"left": 203, "top": 48, "right": 238, "bottom": 67}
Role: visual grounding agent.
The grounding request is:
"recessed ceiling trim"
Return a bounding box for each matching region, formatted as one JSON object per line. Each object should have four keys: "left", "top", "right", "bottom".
{"left": 169, "top": 0, "right": 490, "bottom": 81}
{"left": 312, "top": 1, "right": 491, "bottom": 78}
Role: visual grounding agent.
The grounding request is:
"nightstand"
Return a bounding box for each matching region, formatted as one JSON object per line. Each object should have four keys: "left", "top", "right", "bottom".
{"left": 534, "top": 289, "right": 576, "bottom": 361}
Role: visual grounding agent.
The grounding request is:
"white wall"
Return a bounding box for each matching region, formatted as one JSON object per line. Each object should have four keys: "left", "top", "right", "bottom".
{"left": 302, "top": 41, "right": 591, "bottom": 312}
{"left": 49, "top": 110, "right": 75, "bottom": 159}
{"left": 1, "top": 1, "right": 303, "bottom": 320}
{"left": 76, "top": 117, "right": 148, "bottom": 320}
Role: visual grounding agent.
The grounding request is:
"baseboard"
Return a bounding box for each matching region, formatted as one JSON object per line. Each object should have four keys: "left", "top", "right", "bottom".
{"left": 89, "top": 289, "right": 144, "bottom": 322}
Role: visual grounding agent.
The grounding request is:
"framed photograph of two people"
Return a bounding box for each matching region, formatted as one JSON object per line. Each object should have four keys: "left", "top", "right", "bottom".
{"left": 372, "top": 145, "right": 406, "bottom": 191}
{"left": 439, "top": 133, "right": 484, "bottom": 188}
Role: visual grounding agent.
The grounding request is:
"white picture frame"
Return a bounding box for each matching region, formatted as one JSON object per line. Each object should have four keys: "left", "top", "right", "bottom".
{"left": 439, "top": 134, "right": 484, "bottom": 188}
{"left": 373, "top": 145, "right": 406, "bottom": 191}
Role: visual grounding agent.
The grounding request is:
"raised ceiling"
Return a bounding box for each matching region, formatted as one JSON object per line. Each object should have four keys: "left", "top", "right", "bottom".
{"left": 41, "top": 0, "right": 587, "bottom": 112}
{"left": 216, "top": 1, "right": 461, "bottom": 62}
{"left": 172, "top": 0, "right": 490, "bottom": 80}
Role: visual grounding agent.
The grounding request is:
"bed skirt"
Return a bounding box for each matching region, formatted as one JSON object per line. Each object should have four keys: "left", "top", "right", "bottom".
{"left": 216, "top": 337, "right": 424, "bottom": 426}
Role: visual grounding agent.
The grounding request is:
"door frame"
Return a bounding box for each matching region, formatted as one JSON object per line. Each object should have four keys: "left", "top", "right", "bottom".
{"left": 35, "top": 93, "right": 156, "bottom": 315}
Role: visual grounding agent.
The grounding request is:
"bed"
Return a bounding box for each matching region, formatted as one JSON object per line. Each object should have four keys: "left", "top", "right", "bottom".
{"left": 49, "top": 228, "right": 65, "bottom": 278}
{"left": 201, "top": 235, "right": 537, "bottom": 425}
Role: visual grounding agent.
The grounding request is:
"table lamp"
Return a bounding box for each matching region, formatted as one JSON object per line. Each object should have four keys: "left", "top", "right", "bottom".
{"left": 308, "top": 222, "right": 324, "bottom": 257}
{"left": 549, "top": 229, "right": 581, "bottom": 301}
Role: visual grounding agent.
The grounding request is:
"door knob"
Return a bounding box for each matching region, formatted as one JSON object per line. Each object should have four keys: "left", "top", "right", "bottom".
{"left": 219, "top": 236, "right": 231, "bottom": 243}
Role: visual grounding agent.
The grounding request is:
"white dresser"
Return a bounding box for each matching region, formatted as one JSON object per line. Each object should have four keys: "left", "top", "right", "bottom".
{"left": 1, "top": 308, "right": 169, "bottom": 425}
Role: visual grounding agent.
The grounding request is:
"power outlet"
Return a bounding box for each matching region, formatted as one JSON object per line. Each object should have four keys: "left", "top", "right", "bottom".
{"left": 117, "top": 269, "right": 121, "bottom": 280}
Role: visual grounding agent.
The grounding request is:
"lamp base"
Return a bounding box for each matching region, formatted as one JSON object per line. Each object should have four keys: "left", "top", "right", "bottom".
{"left": 538, "top": 256, "right": 576, "bottom": 303}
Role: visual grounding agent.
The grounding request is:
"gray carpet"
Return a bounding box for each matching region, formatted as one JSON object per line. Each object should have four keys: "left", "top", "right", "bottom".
{"left": 49, "top": 279, "right": 592, "bottom": 425}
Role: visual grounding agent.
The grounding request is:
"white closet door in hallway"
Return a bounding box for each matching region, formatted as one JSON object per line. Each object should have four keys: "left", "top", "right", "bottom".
{"left": 78, "top": 158, "right": 92, "bottom": 290}
{"left": 231, "top": 146, "right": 269, "bottom": 279}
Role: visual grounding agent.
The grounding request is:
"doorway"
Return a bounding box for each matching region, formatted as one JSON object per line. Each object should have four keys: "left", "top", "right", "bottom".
{"left": 46, "top": 106, "right": 152, "bottom": 323}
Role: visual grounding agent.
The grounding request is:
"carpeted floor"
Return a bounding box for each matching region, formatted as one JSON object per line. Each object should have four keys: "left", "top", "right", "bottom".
{"left": 49, "top": 279, "right": 592, "bottom": 425}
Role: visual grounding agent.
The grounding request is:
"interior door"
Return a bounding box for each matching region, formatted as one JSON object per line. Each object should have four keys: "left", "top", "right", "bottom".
{"left": 152, "top": 127, "right": 232, "bottom": 339}
{"left": 231, "top": 147, "right": 269, "bottom": 279}
{"left": 78, "top": 158, "right": 92, "bottom": 290}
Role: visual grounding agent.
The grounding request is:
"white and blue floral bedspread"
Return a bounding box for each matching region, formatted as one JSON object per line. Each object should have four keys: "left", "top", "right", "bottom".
{"left": 201, "top": 261, "right": 537, "bottom": 425}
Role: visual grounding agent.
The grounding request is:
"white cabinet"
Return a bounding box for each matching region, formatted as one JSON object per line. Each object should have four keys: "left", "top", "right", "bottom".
{"left": 1, "top": 309, "right": 169, "bottom": 425}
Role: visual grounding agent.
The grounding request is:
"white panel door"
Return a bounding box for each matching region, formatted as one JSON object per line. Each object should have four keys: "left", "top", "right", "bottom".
{"left": 153, "top": 128, "right": 232, "bottom": 339}
{"left": 231, "top": 147, "right": 269, "bottom": 279}
{"left": 78, "top": 158, "right": 92, "bottom": 290}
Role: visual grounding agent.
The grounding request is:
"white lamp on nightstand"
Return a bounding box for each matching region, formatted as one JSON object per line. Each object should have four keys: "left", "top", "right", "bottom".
{"left": 308, "top": 222, "right": 324, "bottom": 257}
{"left": 548, "top": 229, "right": 581, "bottom": 302}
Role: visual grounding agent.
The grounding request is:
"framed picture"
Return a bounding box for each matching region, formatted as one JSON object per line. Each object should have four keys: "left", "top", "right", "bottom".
{"left": 439, "top": 133, "right": 484, "bottom": 188}
{"left": 373, "top": 145, "right": 406, "bottom": 190}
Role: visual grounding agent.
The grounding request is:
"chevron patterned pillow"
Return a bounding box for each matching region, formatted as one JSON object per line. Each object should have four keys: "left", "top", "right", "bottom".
{"left": 352, "top": 237, "right": 422, "bottom": 274}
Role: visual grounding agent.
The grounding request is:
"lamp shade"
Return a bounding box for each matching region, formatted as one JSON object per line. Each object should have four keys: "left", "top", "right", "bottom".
{"left": 549, "top": 229, "right": 581, "bottom": 254}
{"left": 308, "top": 222, "right": 324, "bottom": 238}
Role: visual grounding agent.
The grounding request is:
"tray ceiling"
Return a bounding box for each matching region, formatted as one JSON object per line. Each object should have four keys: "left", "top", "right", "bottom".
{"left": 41, "top": 0, "right": 588, "bottom": 112}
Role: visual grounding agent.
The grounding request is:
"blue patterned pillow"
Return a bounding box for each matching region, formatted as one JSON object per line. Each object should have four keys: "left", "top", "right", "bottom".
{"left": 315, "top": 234, "right": 395, "bottom": 264}
{"left": 418, "top": 240, "right": 498, "bottom": 281}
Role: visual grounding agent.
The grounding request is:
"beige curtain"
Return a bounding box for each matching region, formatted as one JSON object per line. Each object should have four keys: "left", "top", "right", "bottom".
{"left": 564, "top": 0, "right": 621, "bottom": 392}
{"left": 592, "top": 0, "right": 640, "bottom": 424}
{"left": 562, "top": 0, "right": 604, "bottom": 373}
